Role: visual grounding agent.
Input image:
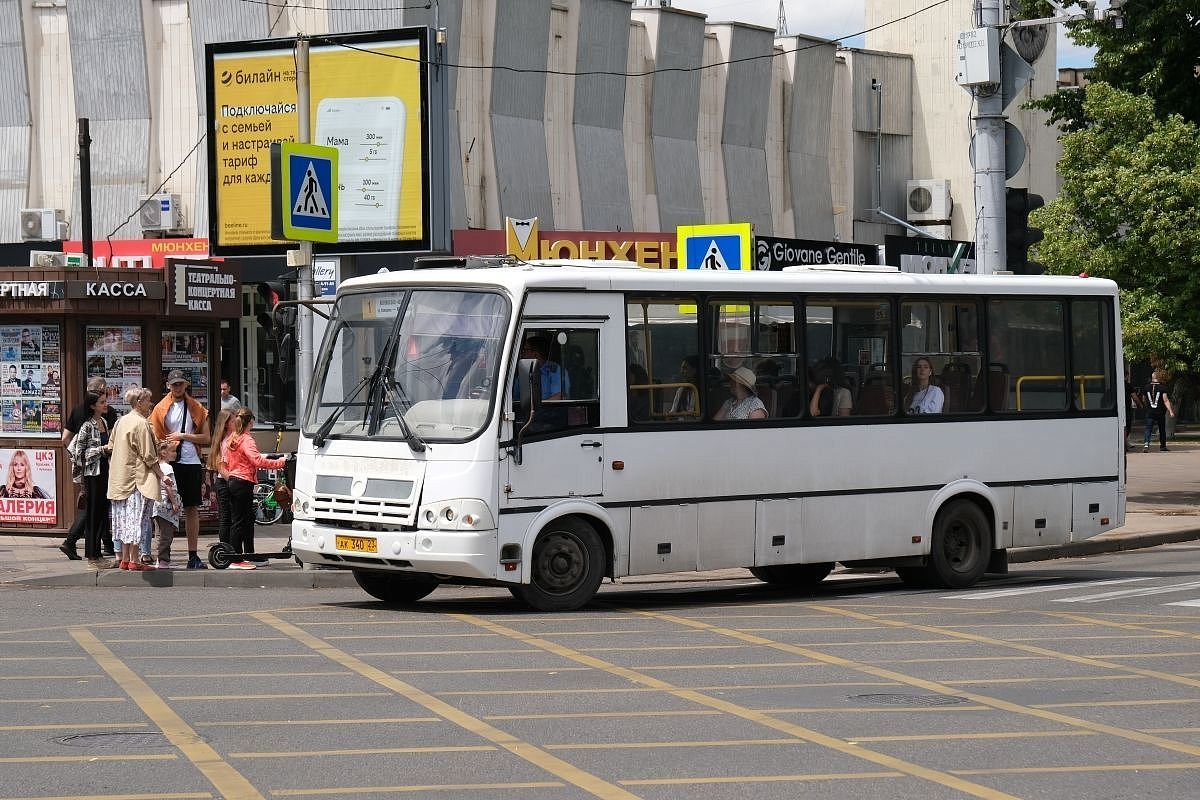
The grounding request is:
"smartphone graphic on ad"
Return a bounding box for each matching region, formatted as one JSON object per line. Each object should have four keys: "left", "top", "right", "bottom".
{"left": 315, "top": 96, "right": 406, "bottom": 242}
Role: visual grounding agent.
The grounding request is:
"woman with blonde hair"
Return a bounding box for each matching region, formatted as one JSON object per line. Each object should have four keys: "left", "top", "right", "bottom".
{"left": 220, "top": 407, "right": 286, "bottom": 569}
{"left": 206, "top": 408, "right": 237, "bottom": 546}
{"left": 0, "top": 449, "right": 49, "bottom": 499}
{"left": 107, "top": 387, "right": 161, "bottom": 570}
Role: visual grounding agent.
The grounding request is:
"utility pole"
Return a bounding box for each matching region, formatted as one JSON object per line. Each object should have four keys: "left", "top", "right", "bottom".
{"left": 293, "top": 37, "right": 314, "bottom": 406}
{"left": 973, "top": 0, "right": 1006, "bottom": 274}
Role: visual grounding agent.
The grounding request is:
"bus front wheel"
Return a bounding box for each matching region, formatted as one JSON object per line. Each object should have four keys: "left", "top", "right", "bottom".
{"left": 510, "top": 518, "right": 605, "bottom": 612}
{"left": 353, "top": 570, "right": 439, "bottom": 605}
{"left": 750, "top": 563, "right": 834, "bottom": 589}
{"left": 924, "top": 500, "right": 990, "bottom": 589}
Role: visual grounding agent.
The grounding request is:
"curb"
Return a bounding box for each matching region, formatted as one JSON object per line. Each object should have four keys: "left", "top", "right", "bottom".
{"left": 7, "top": 530, "right": 1198, "bottom": 589}
{"left": 1009, "top": 528, "right": 1200, "bottom": 563}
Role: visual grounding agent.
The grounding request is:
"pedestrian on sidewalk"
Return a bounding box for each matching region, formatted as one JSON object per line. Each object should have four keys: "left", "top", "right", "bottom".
{"left": 66, "top": 391, "right": 114, "bottom": 569}
{"left": 108, "top": 387, "right": 161, "bottom": 571}
{"left": 150, "top": 370, "right": 210, "bottom": 569}
{"left": 59, "top": 376, "right": 118, "bottom": 560}
{"left": 153, "top": 439, "right": 183, "bottom": 569}
{"left": 1142, "top": 369, "right": 1176, "bottom": 452}
{"left": 220, "top": 407, "right": 286, "bottom": 570}
{"left": 205, "top": 409, "right": 237, "bottom": 546}
{"left": 1125, "top": 366, "right": 1141, "bottom": 452}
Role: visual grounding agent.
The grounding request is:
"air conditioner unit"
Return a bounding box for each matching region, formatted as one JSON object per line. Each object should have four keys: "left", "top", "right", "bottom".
{"left": 19, "top": 208, "right": 66, "bottom": 241}
{"left": 906, "top": 179, "right": 952, "bottom": 222}
{"left": 907, "top": 223, "right": 952, "bottom": 240}
{"left": 139, "top": 193, "right": 181, "bottom": 231}
{"left": 28, "top": 250, "right": 66, "bottom": 268}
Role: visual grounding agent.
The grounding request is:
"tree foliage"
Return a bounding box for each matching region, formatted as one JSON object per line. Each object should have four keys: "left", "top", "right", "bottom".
{"left": 1033, "top": 83, "right": 1200, "bottom": 374}
{"left": 1027, "top": 2, "right": 1200, "bottom": 130}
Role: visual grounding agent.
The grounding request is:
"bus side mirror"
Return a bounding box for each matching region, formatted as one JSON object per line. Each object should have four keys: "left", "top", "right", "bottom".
{"left": 513, "top": 358, "right": 539, "bottom": 465}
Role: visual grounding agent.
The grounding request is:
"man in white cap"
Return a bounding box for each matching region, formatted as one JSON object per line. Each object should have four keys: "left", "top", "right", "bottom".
{"left": 150, "top": 370, "right": 210, "bottom": 568}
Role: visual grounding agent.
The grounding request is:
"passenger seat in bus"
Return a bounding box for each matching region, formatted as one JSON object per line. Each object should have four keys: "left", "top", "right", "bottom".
{"left": 940, "top": 362, "right": 972, "bottom": 413}
{"left": 856, "top": 376, "right": 895, "bottom": 416}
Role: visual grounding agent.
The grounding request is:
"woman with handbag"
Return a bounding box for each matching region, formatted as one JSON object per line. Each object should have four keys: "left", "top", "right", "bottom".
{"left": 67, "top": 391, "right": 114, "bottom": 569}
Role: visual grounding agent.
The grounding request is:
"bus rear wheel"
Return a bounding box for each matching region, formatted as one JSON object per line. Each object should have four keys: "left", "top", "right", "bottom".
{"left": 353, "top": 570, "right": 439, "bottom": 605}
{"left": 750, "top": 563, "right": 834, "bottom": 589}
{"left": 924, "top": 500, "right": 990, "bottom": 589}
{"left": 510, "top": 518, "right": 605, "bottom": 612}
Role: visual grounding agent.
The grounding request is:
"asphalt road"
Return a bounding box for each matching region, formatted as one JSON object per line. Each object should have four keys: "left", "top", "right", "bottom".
{"left": 1, "top": 544, "right": 1199, "bottom": 800}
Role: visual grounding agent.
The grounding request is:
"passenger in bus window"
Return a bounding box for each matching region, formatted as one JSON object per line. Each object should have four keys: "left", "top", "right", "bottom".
{"left": 627, "top": 364, "right": 651, "bottom": 422}
{"left": 714, "top": 367, "right": 767, "bottom": 421}
{"left": 808, "top": 358, "right": 852, "bottom": 417}
{"left": 669, "top": 355, "right": 700, "bottom": 417}
{"left": 904, "top": 357, "right": 944, "bottom": 415}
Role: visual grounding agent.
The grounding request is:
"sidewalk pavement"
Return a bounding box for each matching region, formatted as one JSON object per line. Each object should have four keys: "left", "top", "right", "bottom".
{"left": 3, "top": 440, "right": 1197, "bottom": 589}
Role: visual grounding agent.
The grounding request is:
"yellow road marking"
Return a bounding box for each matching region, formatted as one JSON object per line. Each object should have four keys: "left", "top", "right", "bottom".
{"left": 636, "top": 660, "right": 820, "bottom": 670}
{"left": 391, "top": 666, "right": 592, "bottom": 674}
{"left": 1034, "top": 698, "right": 1200, "bottom": 709}
{"left": 545, "top": 738, "right": 802, "bottom": 750}
{"left": 484, "top": 710, "right": 721, "bottom": 721}
{"left": 1103, "top": 651, "right": 1200, "bottom": 660}
{"left": 252, "top": 611, "right": 642, "bottom": 800}
{"left": 0, "top": 697, "right": 124, "bottom": 704}
{"left": 70, "top": 628, "right": 265, "bottom": 800}
{"left": 0, "top": 722, "right": 148, "bottom": 732}
{"left": 0, "top": 754, "right": 175, "bottom": 764}
{"left": 167, "top": 692, "right": 389, "bottom": 701}
{"left": 453, "top": 613, "right": 1019, "bottom": 800}
{"left": 812, "top": 605, "right": 1200, "bottom": 692}
{"left": 580, "top": 644, "right": 750, "bottom": 653}
{"left": 0, "top": 794, "right": 211, "bottom": 800}
{"left": 194, "top": 717, "right": 439, "bottom": 727}
{"left": 0, "top": 673, "right": 104, "bottom": 680}
{"left": 436, "top": 681, "right": 899, "bottom": 697}
{"left": 637, "top": 606, "right": 1200, "bottom": 761}
{"left": 230, "top": 745, "right": 495, "bottom": 758}
{"left": 878, "top": 655, "right": 1046, "bottom": 664}
{"left": 850, "top": 730, "right": 1096, "bottom": 743}
{"left": 1045, "top": 611, "right": 1200, "bottom": 642}
{"left": 621, "top": 771, "right": 901, "bottom": 786}
{"left": 0, "top": 655, "right": 87, "bottom": 661}
{"left": 144, "top": 671, "right": 352, "bottom": 679}
{"left": 942, "top": 674, "right": 1141, "bottom": 686}
{"left": 954, "top": 763, "right": 1200, "bottom": 775}
{"left": 270, "top": 782, "right": 564, "bottom": 797}
{"left": 762, "top": 705, "right": 991, "bottom": 714}
{"left": 103, "top": 637, "right": 287, "bottom": 643}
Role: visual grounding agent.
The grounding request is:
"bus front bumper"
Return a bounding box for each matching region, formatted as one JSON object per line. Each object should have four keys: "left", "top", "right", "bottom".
{"left": 291, "top": 521, "right": 500, "bottom": 580}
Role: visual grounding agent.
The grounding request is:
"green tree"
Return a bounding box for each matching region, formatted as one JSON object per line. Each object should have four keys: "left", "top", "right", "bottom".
{"left": 1033, "top": 83, "right": 1200, "bottom": 375}
{"left": 1028, "top": 1, "right": 1200, "bottom": 130}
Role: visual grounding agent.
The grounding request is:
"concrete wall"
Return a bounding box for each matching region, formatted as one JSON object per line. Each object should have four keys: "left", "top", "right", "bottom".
{"left": 0, "top": 0, "right": 1064, "bottom": 254}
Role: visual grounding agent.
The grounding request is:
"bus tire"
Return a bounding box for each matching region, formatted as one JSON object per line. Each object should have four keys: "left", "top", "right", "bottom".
{"left": 511, "top": 518, "right": 605, "bottom": 612}
{"left": 750, "top": 563, "right": 834, "bottom": 589}
{"left": 353, "top": 570, "right": 439, "bottom": 605}
{"left": 925, "top": 500, "right": 990, "bottom": 589}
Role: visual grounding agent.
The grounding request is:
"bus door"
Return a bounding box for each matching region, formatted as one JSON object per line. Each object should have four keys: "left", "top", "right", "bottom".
{"left": 504, "top": 320, "right": 607, "bottom": 501}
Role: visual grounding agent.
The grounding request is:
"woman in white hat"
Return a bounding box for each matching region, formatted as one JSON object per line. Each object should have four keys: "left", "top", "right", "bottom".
{"left": 714, "top": 366, "right": 767, "bottom": 421}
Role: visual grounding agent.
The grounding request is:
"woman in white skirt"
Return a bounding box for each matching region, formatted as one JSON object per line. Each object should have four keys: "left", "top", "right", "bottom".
{"left": 107, "top": 387, "right": 162, "bottom": 571}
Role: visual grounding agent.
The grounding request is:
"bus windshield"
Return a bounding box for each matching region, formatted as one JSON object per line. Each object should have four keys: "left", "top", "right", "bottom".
{"left": 305, "top": 288, "right": 509, "bottom": 444}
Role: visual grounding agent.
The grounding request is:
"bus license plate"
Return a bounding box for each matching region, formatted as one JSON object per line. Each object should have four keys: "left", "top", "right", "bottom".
{"left": 336, "top": 535, "right": 377, "bottom": 554}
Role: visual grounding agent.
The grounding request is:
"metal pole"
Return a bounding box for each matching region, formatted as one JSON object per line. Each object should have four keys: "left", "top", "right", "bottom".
{"left": 975, "top": 0, "right": 1007, "bottom": 274}
{"left": 78, "top": 118, "right": 92, "bottom": 267}
{"left": 295, "top": 38, "right": 315, "bottom": 409}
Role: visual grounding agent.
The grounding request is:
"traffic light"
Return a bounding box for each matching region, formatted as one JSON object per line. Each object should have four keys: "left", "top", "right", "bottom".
{"left": 255, "top": 281, "right": 286, "bottom": 335}
{"left": 1005, "top": 187, "right": 1045, "bottom": 275}
{"left": 255, "top": 280, "right": 296, "bottom": 368}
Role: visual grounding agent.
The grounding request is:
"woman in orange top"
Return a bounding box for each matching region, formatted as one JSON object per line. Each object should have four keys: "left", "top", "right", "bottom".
{"left": 219, "top": 408, "right": 286, "bottom": 570}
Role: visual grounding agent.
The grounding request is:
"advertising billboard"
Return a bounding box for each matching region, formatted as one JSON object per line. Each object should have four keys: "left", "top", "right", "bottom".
{"left": 206, "top": 29, "right": 442, "bottom": 256}
{"left": 0, "top": 448, "right": 56, "bottom": 524}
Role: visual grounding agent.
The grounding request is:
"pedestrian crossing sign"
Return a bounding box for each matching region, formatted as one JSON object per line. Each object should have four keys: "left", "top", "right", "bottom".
{"left": 677, "top": 223, "right": 753, "bottom": 270}
{"left": 280, "top": 142, "right": 338, "bottom": 243}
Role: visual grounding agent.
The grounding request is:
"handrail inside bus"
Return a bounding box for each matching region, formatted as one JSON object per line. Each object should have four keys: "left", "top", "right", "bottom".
{"left": 1014, "top": 374, "right": 1106, "bottom": 411}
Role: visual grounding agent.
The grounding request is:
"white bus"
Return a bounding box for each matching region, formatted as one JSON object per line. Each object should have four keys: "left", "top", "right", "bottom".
{"left": 289, "top": 258, "right": 1125, "bottom": 610}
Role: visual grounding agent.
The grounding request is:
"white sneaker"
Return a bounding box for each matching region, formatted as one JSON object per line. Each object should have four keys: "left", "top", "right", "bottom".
{"left": 228, "top": 561, "right": 257, "bottom": 570}
{"left": 155, "top": 561, "right": 173, "bottom": 570}
{"left": 250, "top": 559, "right": 270, "bottom": 567}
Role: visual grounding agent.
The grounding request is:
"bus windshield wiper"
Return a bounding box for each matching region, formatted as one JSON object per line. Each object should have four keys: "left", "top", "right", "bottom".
{"left": 381, "top": 373, "right": 426, "bottom": 452}
{"left": 313, "top": 368, "right": 376, "bottom": 448}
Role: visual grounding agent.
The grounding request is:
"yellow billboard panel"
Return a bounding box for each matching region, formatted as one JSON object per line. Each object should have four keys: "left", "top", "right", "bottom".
{"left": 208, "top": 31, "right": 429, "bottom": 255}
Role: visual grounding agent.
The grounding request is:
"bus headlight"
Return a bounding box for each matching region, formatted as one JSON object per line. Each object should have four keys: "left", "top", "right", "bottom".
{"left": 291, "top": 488, "right": 314, "bottom": 521}
{"left": 417, "top": 499, "right": 494, "bottom": 531}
